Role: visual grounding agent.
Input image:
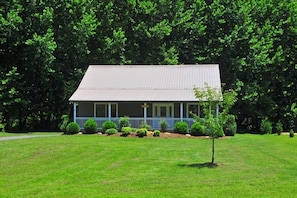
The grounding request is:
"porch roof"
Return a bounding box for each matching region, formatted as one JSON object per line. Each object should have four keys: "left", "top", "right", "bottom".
{"left": 69, "top": 65, "right": 222, "bottom": 102}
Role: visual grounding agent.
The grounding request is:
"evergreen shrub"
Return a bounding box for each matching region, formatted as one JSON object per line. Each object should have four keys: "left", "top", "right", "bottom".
{"left": 136, "top": 128, "right": 147, "bottom": 137}
{"left": 140, "top": 122, "right": 152, "bottom": 131}
{"left": 121, "top": 126, "right": 131, "bottom": 136}
{"left": 260, "top": 118, "right": 272, "bottom": 134}
{"left": 65, "top": 122, "right": 80, "bottom": 134}
{"left": 102, "top": 120, "right": 117, "bottom": 133}
{"left": 190, "top": 122, "right": 206, "bottom": 136}
{"left": 174, "top": 121, "right": 188, "bottom": 134}
{"left": 275, "top": 121, "right": 283, "bottom": 135}
{"left": 153, "top": 130, "right": 160, "bottom": 137}
{"left": 83, "top": 119, "right": 98, "bottom": 134}
{"left": 223, "top": 114, "right": 237, "bottom": 136}
{"left": 106, "top": 128, "right": 118, "bottom": 135}
{"left": 159, "top": 120, "right": 169, "bottom": 132}
{"left": 118, "top": 116, "right": 130, "bottom": 130}
{"left": 289, "top": 129, "right": 294, "bottom": 138}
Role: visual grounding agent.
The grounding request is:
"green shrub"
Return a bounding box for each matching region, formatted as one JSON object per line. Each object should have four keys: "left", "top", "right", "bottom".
{"left": 118, "top": 116, "right": 130, "bottom": 130}
{"left": 159, "top": 120, "right": 169, "bottom": 132}
{"left": 174, "top": 121, "right": 189, "bottom": 134}
{"left": 260, "top": 118, "right": 272, "bottom": 134}
{"left": 65, "top": 122, "right": 80, "bottom": 134}
{"left": 83, "top": 119, "right": 98, "bottom": 134}
{"left": 136, "top": 128, "right": 147, "bottom": 137}
{"left": 102, "top": 120, "right": 117, "bottom": 133}
{"left": 153, "top": 130, "right": 160, "bottom": 137}
{"left": 131, "top": 128, "right": 137, "bottom": 132}
{"left": 275, "top": 121, "right": 283, "bottom": 135}
{"left": 214, "top": 126, "right": 224, "bottom": 138}
{"left": 289, "top": 129, "right": 294, "bottom": 138}
{"left": 140, "top": 122, "right": 152, "bottom": 131}
{"left": 190, "top": 122, "right": 206, "bottom": 136}
{"left": 0, "top": 123, "right": 5, "bottom": 132}
{"left": 59, "top": 114, "right": 69, "bottom": 132}
{"left": 106, "top": 128, "right": 118, "bottom": 135}
{"left": 223, "top": 114, "right": 237, "bottom": 136}
{"left": 121, "top": 126, "right": 131, "bottom": 137}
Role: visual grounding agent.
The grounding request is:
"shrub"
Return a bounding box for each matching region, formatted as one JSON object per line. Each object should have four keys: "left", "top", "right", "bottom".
{"left": 131, "top": 128, "right": 137, "bottom": 132}
{"left": 140, "top": 122, "right": 152, "bottom": 131}
{"left": 153, "top": 130, "right": 160, "bottom": 137}
{"left": 59, "top": 114, "right": 69, "bottom": 132}
{"left": 174, "top": 121, "right": 188, "bottom": 134}
{"left": 102, "top": 120, "right": 117, "bottom": 133}
{"left": 83, "top": 119, "right": 98, "bottom": 134}
{"left": 136, "top": 128, "right": 147, "bottom": 137}
{"left": 275, "top": 121, "right": 283, "bottom": 135}
{"left": 260, "top": 118, "right": 272, "bottom": 134}
{"left": 118, "top": 116, "right": 130, "bottom": 130}
{"left": 159, "top": 120, "right": 169, "bottom": 132}
{"left": 0, "top": 123, "right": 5, "bottom": 132}
{"left": 65, "top": 122, "right": 80, "bottom": 134}
{"left": 289, "top": 129, "right": 294, "bottom": 138}
{"left": 190, "top": 122, "right": 206, "bottom": 136}
{"left": 106, "top": 128, "right": 118, "bottom": 135}
{"left": 121, "top": 126, "right": 131, "bottom": 137}
{"left": 223, "top": 114, "right": 237, "bottom": 136}
{"left": 214, "top": 126, "right": 224, "bottom": 138}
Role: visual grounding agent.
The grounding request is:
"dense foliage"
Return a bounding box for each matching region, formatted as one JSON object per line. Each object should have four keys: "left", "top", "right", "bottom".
{"left": 106, "top": 128, "right": 118, "bottom": 135}
{"left": 190, "top": 122, "right": 206, "bottom": 136}
{"left": 1, "top": 0, "right": 296, "bottom": 132}
{"left": 223, "top": 114, "right": 237, "bottom": 136}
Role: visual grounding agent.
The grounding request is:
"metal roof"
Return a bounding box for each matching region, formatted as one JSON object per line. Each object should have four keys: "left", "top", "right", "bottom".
{"left": 69, "top": 64, "right": 222, "bottom": 102}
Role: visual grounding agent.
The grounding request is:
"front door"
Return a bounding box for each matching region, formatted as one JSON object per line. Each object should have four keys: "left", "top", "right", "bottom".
{"left": 152, "top": 103, "right": 174, "bottom": 129}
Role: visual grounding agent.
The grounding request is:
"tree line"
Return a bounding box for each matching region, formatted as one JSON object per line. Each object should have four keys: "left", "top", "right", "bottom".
{"left": 0, "top": 0, "right": 296, "bottom": 132}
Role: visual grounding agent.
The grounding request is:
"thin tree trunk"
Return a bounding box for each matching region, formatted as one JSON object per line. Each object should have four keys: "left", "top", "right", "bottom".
{"left": 211, "top": 133, "right": 215, "bottom": 164}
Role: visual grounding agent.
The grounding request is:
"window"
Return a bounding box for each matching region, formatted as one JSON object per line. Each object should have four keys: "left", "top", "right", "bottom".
{"left": 187, "top": 103, "right": 200, "bottom": 118}
{"left": 153, "top": 103, "right": 174, "bottom": 117}
{"left": 95, "top": 103, "right": 118, "bottom": 117}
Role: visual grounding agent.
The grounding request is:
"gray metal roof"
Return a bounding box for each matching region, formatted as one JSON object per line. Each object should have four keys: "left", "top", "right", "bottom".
{"left": 69, "top": 64, "right": 222, "bottom": 102}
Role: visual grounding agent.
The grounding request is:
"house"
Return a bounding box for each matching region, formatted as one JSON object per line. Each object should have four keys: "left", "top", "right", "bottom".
{"left": 69, "top": 65, "right": 222, "bottom": 130}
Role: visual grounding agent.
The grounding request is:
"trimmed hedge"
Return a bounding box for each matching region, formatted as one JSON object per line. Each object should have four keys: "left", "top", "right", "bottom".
{"left": 223, "top": 114, "right": 237, "bottom": 136}
{"left": 65, "top": 122, "right": 80, "bottom": 134}
{"left": 106, "top": 128, "right": 118, "bottom": 135}
{"left": 102, "top": 120, "right": 117, "bottom": 133}
{"left": 83, "top": 119, "right": 98, "bottom": 134}
{"left": 174, "top": 121, "right": 188, "bottom": 134}
{"left": 190, "top": 122, "right": 206, "bottom": 136}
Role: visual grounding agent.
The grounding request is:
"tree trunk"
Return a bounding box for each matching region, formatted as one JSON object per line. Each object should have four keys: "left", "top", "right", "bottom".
{"left": 211, "top": 133, "right": 215, "bottom": 164}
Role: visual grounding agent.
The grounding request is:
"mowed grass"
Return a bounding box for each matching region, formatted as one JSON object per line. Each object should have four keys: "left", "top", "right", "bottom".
{"left": 1, "top": 134, "right": 297, "bottom": 197}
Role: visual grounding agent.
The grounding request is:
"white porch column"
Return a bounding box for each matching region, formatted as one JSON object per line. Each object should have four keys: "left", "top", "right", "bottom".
{"left": 216, "top": 103, "right": 219, "bottom": 119}
{"left": 180, "top": 102, "right": 183, "bottom": 121}
{"left": 143, "top": 103, "right": 147, "bottom": 124}
{"left": 73, "top": 102, "right": 77, "bottom": 123}
{"left": 108, "top": 103, "right": 111, "bottom": 121}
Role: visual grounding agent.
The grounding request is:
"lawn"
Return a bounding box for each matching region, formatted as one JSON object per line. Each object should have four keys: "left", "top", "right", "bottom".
{"left": 0, "top": 134, "right": 296, "bottom": 197}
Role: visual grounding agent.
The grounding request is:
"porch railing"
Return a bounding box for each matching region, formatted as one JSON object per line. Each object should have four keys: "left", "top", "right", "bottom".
{"left": 76, "top": 117, "right": 195, "bottom": 131}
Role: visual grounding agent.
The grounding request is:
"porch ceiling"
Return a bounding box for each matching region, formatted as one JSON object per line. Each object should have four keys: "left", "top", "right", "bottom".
{"left": 69, "top": 65, "right": 222, "bottom": 102}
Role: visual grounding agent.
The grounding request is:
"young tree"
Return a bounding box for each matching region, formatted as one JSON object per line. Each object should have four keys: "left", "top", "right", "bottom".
{"left": 194, "top": 84, "right": 237, "bottom": 165}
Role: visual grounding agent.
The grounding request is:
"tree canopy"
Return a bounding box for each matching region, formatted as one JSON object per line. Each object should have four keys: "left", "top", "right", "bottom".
{"left": 1, "top": 0, "right": 296, "bottom": 131}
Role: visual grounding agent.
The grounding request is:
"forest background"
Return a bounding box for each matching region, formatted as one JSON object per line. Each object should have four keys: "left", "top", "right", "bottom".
{"left": 0, "top": 0, "right": 296, "bottom": 132}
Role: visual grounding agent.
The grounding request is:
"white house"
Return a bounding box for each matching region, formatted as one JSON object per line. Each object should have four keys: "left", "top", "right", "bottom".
{"left": 69, "top": 64, "right": 222, "bottom": 130}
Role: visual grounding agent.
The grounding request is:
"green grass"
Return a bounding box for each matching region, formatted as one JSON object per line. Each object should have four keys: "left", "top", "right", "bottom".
{"left": 0, "top": 132, "right": 62, "bottom": 137}
{"left": 1, "top": 134, "right": 297, "bottom": 197}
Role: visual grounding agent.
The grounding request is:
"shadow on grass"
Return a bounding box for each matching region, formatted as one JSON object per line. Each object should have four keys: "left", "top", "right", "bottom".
{"left": 179, "top": 162, "right": 221, "bottom": 169}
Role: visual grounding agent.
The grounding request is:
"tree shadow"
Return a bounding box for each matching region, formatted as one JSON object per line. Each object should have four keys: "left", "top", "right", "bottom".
{"left": 178, "top": 162, "right": 221, "bottom": 169}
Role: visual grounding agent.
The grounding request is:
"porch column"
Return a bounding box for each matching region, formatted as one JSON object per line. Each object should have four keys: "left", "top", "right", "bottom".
{"left": 108, "top": 103, "right": 111, "bottom": 121}
{"left": 180, "top": 102, "right": 183, "bottom": 121}
{"left": 73, "top": 102, "right": 77, "bottom": 123}
{"left": 215, "top": 103, "right": 219, "bottom": 119}
{"left": 143, "top": 103, "right": 147, "bottom": 124}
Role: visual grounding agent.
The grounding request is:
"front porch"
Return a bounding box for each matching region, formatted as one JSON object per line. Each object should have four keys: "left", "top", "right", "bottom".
{"left": 73, "top": 101, "right": 217, "bottom": 130}
{"left": 76, "top": 117, "right": 194, "bottom": 131}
